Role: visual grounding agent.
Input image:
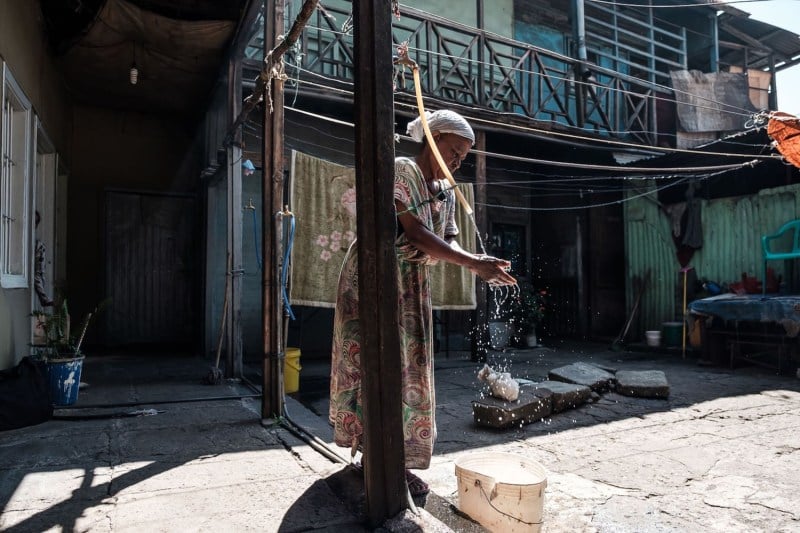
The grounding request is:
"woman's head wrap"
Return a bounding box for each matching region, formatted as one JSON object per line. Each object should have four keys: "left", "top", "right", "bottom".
{"left": 406, "top": 110, "right": 475, "bottom": 145}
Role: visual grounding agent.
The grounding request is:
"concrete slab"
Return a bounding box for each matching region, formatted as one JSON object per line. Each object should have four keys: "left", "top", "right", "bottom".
{"left": 548, "top": 362, "right": 616, "bottom": 392}
{"left": 530, "top": 380, "right": 592, "bottom": 413}
{"left": 615, "top": 369, "right": 670, "bottom": 398}
{"left": 471, "top": 388, "right": 553, "bottom": 429}
{"left": 4, "top": 343, "right": 800, "bottom": 532}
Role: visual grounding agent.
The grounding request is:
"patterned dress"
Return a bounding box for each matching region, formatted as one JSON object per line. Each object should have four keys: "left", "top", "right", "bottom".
{"left": 329, "top": 157, "right": 458, "bottom": 469}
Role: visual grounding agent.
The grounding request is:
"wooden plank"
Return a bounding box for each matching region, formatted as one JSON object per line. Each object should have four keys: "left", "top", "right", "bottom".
{"left": 261, "top": 0, "right": 285, "bottom": 418}
{"left": 353, "top": 0, "right": 406, "bottom": 524}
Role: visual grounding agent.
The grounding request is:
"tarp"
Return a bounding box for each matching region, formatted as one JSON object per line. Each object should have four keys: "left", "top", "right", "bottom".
{"left": 670, "top": 70, "right": 756, "bottom": 133}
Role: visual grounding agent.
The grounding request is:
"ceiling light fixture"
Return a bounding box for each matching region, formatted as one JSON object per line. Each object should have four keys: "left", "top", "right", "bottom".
{"left": 129, "top": 41, "right": 139, "bottom": 85}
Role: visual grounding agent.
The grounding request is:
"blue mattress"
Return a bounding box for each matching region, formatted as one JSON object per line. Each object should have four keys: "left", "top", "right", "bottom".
{"left": 689, "top": 294, "right": 800, "bottom": 324}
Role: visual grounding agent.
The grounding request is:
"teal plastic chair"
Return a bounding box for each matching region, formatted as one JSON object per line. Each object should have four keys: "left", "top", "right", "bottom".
{"left": 762, "top": 219, "right": 800, "bottom": 295}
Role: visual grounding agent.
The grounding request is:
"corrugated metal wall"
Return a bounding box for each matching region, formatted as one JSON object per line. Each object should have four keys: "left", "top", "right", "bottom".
{"left": 624, "top": 182, "right": 800, "bottom": 339}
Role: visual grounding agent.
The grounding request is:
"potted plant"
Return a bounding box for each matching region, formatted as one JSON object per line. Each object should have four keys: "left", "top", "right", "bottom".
{"left": 32, "top": 300, "right": 102, "bottom": 406}
{"left": 511, "top": 283, "right": 547, "bottom": 348}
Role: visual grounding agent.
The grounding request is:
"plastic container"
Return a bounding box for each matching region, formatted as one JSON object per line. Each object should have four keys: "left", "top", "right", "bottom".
{"left": 47, "top": 356, "right": 84, "bottom": 406}
{"left": 645, "top": 330, "right": 661, "bottom": 347}
{"left": 284, "top": 347, "right": 302, "bottom": 394}
{"left": 488, "top": 320, "right": 511, "bottom": 350}
{"left": 662, "top": 322, "right": 683, "bottom": 347}
{"left": 455, "top": 452, "right": 547, "bottom": 532}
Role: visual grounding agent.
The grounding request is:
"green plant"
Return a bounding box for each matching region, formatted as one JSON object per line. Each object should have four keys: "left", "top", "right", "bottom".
{"left": 32, "top": 299, "right": 107, "bottom": 359}
{"left": 512, "top": 283, "right": 547, "bottom": 335}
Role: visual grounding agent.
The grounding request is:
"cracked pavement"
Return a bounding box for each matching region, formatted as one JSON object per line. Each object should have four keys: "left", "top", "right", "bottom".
{"left": 1, "top": 341, "right": 798, "bottom": 532}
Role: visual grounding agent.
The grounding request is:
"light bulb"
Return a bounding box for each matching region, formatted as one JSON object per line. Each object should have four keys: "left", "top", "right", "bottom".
{"left": 129, "top": 64, "right": 139, "bottom": 85}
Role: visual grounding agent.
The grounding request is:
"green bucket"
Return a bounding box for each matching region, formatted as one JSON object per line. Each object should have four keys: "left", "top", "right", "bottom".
{"left": 662, "top": 322, "right": 683, "bottom": 347}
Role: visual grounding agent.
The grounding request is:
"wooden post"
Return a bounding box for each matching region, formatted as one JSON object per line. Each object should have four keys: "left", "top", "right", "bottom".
{"left": 353, "top": 0, "right": 407, "bottom": 524}
{"left": 471, "top": 130, "right": 488, "bottom": 362}
{"left": 261, "top": 0, "right": 285, "bottom": 419}
{"left": 227, "top": 57, "right": 244, "bottom": 379}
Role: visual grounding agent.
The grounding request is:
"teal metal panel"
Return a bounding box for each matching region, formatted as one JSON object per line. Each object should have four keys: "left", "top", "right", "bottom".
{"left": 624, "top": 183, "right": 800, "bottom": 339}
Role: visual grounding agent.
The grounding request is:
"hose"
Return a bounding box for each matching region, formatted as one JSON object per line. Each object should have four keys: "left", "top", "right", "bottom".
{"left": 280, "top": 211, "right": 296, "bottom": 321}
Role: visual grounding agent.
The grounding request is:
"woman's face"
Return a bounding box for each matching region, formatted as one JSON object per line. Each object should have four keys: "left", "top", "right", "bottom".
{"left": 430, "top": 133, "right": 471, "bottom": 180}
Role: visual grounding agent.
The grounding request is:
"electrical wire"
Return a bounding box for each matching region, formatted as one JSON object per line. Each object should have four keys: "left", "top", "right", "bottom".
{"left": 241, "top": 105, "right": 772, "bottom": 209}
{"left": 277, "top": 104, "right": 771, "bottom": 173}
{"left": 283, "top": 67, "right": 780, "bottom": 161}
{"left": 587, "top": 0, "right": 796, "bottom": 8}
{"left": 243, "top": 110, "right": 771, "bottom": 200}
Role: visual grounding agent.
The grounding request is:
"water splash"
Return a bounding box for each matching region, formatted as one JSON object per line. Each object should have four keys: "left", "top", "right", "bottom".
{"left": 467, "top": 212, "right": 487, "bottom": 255}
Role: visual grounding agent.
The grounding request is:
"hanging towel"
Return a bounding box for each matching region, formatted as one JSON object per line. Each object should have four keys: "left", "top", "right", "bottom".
{"left": 289, "top": 150, "right": 476, "bottom": 309}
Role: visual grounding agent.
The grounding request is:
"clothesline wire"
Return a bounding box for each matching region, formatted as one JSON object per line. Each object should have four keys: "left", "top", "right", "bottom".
{"left": 587, "top": 0, "right": 795, "bottom": 8}
{"left": 282, "top": 69, "right": 780, "bottom": 161}
{"left": 240, "top": 110, "right": 767, "bottom": 187}
{"left": 270, "top": 105, "right": 769, "bottom": 174}
{"left": 241, "top": 114, "right": 763, "bottom": 202}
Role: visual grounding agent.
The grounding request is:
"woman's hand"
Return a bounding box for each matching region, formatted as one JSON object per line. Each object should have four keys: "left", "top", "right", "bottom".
{"left": 469, "top": 255, "right": 517, "bottom": 286}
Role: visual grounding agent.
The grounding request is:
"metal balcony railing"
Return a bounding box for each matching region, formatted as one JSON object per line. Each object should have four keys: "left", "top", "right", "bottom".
{"left": 246, "top": 3, "right": 672, "bottom": 146}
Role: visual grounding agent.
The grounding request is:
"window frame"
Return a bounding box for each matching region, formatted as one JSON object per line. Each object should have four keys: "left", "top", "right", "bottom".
{"left": 1, "top": 62, "right": 33, "bottom": 289}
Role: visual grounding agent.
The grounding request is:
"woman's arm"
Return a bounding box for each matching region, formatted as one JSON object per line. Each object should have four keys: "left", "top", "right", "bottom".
{"left": 396, "top": 201, "right": 516, "bottom": 286}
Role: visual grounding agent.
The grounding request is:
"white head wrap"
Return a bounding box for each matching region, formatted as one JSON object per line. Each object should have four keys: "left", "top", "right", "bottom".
{"left": 406, "top": 109, "right": 475, "bottom": 145}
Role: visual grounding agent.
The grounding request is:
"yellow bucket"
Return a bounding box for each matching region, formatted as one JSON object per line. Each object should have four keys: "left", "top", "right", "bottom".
{"left": 284, "top": 347, "right": 302, "bottom": 394}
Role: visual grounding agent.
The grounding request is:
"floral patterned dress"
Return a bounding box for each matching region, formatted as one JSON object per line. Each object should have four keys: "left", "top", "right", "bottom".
{"left": 328, "top": 157, "right": 458, "bottom": 469}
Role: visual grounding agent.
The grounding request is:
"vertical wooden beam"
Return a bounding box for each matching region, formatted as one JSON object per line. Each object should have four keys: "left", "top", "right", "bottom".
{"left": 477, "top": 0, "right": 485, "bottom": 106}
{"left": 227, "top": 57, "right": 244, "bottom": 379}
{"left": 768, "top": 54, "right": 778, "bottom": 111}
{"left": 353, "top": 0, "right": 406, "bottom": 524}
{"left": 471, "top": 130, "right": 488, "bottom": 362}
{"left": 262, "top": 0, "right": 285, "bottom": 419}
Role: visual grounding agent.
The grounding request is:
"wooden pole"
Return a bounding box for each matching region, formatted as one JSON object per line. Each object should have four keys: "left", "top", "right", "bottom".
{"left": 261, "top": 0, "right": 286, "bottom": 419}
{"left": 353, "top": 0, "right": 407, "bottom": 524}
{"left": 227, "top": 57, "right": 244, "bottom": 379}
{"left": 226, "top": 0, "right": 319, "bottom": 148}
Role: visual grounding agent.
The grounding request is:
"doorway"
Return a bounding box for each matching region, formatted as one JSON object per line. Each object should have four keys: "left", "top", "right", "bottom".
{"left": 104, "top": 191, "right": 198, "bottom": 350}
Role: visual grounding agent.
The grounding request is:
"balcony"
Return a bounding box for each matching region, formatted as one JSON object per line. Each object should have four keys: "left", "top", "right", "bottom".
{"left": 244, "top": 3, "right": 674, "bottom": 146}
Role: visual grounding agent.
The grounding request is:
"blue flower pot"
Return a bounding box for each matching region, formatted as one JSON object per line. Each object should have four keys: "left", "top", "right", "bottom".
{"left": 46, "top": 356, "right": 84, "bottom": 406}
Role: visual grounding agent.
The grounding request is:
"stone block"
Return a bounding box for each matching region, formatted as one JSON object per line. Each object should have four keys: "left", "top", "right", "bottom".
{"left": 472, "top": 388, "right": 553, "bottom": 429}
{"left": 532, "top": 380, "right": 592, "bottom": 413}
{"left": 615, "top": 370, "right": 670, "bottom": 399}
{"left": 548, "top": 362, "right": 616, "bottom": 392}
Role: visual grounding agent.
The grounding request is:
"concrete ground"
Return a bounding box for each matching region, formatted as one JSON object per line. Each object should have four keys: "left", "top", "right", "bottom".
{"left": 1, "top": 340, "right": 799, "bottom": 532}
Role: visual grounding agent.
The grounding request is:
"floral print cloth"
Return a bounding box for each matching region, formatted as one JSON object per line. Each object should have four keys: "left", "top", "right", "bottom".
{"left": 329, "top": 157, "right": 457, "bottom": 469}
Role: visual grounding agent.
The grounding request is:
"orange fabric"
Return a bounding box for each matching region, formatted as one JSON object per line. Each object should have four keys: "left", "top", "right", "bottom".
{"left": 768, "top": 112, "right": 800, "bottom": 169}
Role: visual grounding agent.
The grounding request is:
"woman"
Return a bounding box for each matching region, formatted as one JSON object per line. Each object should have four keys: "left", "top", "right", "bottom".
{"left": 329, "top": 110, "right": 516, "bottom": 496}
